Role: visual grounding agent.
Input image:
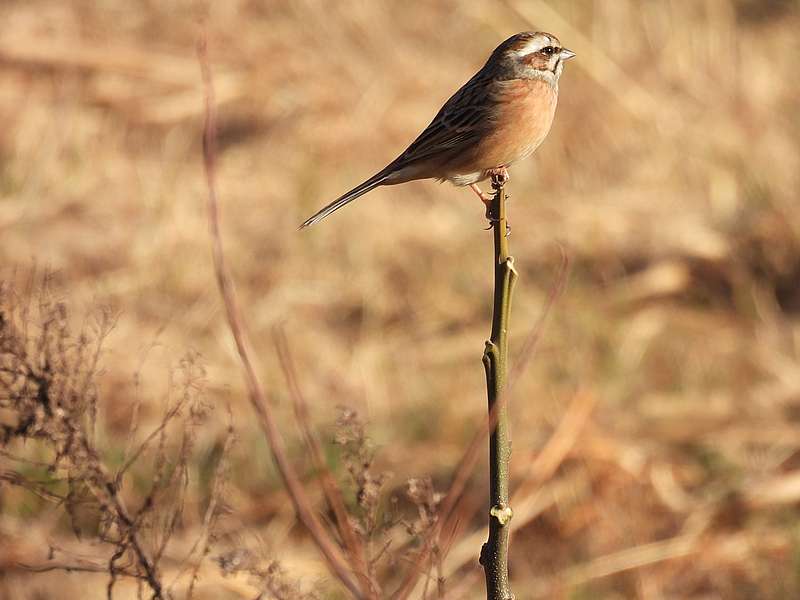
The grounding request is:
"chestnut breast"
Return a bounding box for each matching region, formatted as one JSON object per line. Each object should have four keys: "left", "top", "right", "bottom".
{"left": 477, "top": 77, "right": 558, "bottom": 169}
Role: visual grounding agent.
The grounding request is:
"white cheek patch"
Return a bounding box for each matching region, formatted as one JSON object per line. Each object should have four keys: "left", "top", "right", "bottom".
{"left": 533, "top": 69, "right": 558, "bottom": 86}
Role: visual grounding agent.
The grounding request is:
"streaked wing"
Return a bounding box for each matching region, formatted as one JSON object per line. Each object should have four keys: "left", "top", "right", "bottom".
{"left": 393, "top": 70, "right": 496, "bottom": 167}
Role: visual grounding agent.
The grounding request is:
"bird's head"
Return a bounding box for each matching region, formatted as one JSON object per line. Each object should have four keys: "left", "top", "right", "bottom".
{"left": 490, "top": 31, "right": 575, "bottom": 84}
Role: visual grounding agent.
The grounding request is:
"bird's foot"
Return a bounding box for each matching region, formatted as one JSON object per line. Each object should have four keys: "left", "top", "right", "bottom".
{"left": 484, "top": 200, "right": 495, "bottom": 221}
{"left": 471, "top": 183, "right": 497, "bottom": 223}
{"left": 470, "top": 183, "right": 493, "bottom": 204}
{"left": 484, "top": 199, "right": 502, "bottom": 224}
{"left": 472, "top": 179, "right": 509, "bottom": 229}
{"left": 483, "top": 218, "right": 511, "bottom": 235}
{"left": 489, "top": 167, "right": 510, "bottom": 189}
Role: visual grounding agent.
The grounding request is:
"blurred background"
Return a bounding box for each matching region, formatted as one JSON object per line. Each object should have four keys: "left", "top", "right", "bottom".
{"left": 1, "top": 1, "right": 800, "bottom": 598}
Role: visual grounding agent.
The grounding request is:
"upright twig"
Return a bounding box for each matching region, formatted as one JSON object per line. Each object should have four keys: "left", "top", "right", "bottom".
{"left": 197, "top": 37, "right": 364, "bottom": 599}
{"left": 391, "top": 245, "right": 569, "bottom": 600}
{"left": 479, "top": 175, "right": 517, "bottom": 600}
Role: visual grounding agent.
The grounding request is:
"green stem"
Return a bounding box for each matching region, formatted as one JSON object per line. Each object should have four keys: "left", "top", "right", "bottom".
{"left": 479, "top": 176, "right": 517, "bottom": 600}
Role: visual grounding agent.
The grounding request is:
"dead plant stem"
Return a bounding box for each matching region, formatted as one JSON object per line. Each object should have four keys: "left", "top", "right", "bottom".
{"left": 197, "top": 37, "right": 364, "bottom": 599}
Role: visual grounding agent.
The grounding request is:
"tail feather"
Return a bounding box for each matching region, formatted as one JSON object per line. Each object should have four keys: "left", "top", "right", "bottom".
{"left": 299, "top": 170, "right": 390, "bottom": 229}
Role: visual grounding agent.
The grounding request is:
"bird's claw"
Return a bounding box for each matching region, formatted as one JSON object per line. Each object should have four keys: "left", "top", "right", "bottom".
{"left": 483, "top": 219, "right": 511, "bottom": 236}
{"left": 489, "top": 167, "right": 510, "bottom": 189}
{"left": 477, "top": 172, "right": 510, "bottom": 229}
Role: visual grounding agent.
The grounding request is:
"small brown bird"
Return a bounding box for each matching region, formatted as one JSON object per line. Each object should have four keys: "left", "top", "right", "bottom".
{"left": 300, "top": 31, "right": 574, "bottom": 229}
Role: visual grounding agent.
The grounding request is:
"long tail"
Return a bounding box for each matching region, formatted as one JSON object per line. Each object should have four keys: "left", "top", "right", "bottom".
{"left": 299, "top": 169, "right": 391, "bottom": 229}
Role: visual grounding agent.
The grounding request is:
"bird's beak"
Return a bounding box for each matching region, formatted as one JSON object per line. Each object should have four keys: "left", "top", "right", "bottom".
{"left": 560, "top": 48, "right": 576, "bottom": 61}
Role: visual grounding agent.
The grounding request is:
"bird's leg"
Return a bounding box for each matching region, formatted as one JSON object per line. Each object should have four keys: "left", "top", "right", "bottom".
{"left": 487, "top": 168, "right": 511, "bottom": 236}
{"left": 470, "top": 183, "right": 494, "bottom": 219}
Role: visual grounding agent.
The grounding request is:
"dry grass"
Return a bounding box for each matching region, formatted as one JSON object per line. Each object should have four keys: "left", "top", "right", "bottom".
{"left": 1, "top": 0, "right": 800, "bottom": 598}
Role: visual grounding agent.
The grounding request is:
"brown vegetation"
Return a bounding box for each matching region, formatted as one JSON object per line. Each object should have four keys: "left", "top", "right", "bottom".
{"left": 1, "top": 1, "right": 800, "bottom": 598}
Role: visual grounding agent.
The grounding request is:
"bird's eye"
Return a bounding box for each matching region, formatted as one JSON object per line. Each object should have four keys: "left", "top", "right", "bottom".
{"left": 541, "top": 46, "right": 555, "bottom": 55}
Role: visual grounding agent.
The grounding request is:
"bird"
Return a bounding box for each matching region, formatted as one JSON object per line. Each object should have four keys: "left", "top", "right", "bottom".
{"left": 299, "top": 31, "right": 574, "bottom": 229}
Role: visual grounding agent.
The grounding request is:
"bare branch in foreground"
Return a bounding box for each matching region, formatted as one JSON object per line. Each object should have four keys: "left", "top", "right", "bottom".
{"left": 19, "top": 558, "right": 146, "bottom": 580}
{"left": 196, "top": 35, "right": 364, "bottom": 599}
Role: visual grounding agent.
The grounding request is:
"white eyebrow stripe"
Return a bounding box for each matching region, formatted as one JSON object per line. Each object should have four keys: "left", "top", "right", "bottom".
{"left": 513, "top": 36, "right": 554, "bottom": 57}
